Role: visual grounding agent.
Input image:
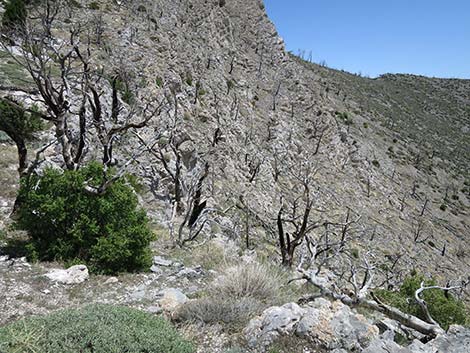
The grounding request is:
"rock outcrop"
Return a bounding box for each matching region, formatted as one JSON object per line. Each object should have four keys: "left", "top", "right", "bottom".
{"left": 364, "top": 325, "right": 470, "bottom": 353}
{"left": 245, "top": 299, "right": 379, "bottom": 351}
{"left": 44, "top": 265, "right": 89, "bottom": 285}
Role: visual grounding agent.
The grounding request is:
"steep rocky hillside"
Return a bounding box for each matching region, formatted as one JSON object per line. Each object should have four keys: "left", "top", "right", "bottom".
{"left": 0, "top": 0, "right": 469, "bottom": 351}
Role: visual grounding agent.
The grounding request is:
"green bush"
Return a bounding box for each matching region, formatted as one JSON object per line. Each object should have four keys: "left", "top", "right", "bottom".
{"left": 0, "top": 99, "right": 43, "bottom": 141}
{"left": 376, "top": 273, "right": 468, "bottom": 330}
{"left": 0, "top": 304, "right": 195, "bottom": 353}
{"left": 88, "top": 1, "right": 99, "bottom": 10}
{"left": 335, "top": 111, "right": 354, "bottom": 125}
{"left": 16, "top": 162, "right": 154, "bottom": 274}
{"left": 114, "top": 77, "right": 135, "bottom": 105}
{"left": 1, "top": 0, "right": 27, "bottom": 30}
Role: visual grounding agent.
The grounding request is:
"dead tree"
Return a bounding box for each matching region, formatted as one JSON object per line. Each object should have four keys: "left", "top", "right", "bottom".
{"left": 305, "top": 116, "right": 328, "bottom": 156}
{"left": 276, "top": 165, "right": 324, "bottom": 267}
{"left": 87, "top": 82, "right": 164, "bottom": 168}
{"left": 272, "top": 81, "right": 281, "bottom": 111}
{"left": 412, "top": 219, "right": 431, "bottom": 244}
{"left": 2, "top": 8, "right": 163, "bottom": 189}
{"left": 5, "top": 24, "right": 91, "bottom": 171}
{"left": 136, "top": 126, "right": 221, "bottom": 245}
{"left": 296, "top": 256, "right": 469, "bottom": 337}
{"left": 176, "top": 161, "right": 210, "bottom": 245}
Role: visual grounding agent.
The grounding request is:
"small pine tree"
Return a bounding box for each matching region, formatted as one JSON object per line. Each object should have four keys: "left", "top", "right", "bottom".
{"left": 2, "top": 0, "right": 27, "bottom": 30}
{"left": 0, "top": 99, "right": 43, "bottom": 173}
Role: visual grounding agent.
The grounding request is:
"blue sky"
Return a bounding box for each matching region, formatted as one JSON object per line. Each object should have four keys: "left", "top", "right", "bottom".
{"left": 264, "top": 0, "right": 470, "bottom": 78}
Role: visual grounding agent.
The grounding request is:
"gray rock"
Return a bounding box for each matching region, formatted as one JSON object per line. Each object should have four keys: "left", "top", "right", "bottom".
{"left": 363, "top": 325, "right": 470, "bottom": 353}
{"left": 152, "top": 255, "right": 173, "bottom": 267}
{"left": 150, "top": 265, "right": 163, "bottom": 274}
{"left": 44, "top": 265, "right": 89, "bottom": 285}
{"left": 157, "top": 288, "right": 188, "bottom": 311}
{"left": 129, "top": 290, "right": 146, "bottom": 301}
{"left": 245, "top": 299, "right": 378, "bottom": 352}
{"left": 244, "top": 302, "right": 306, "bottom": 349}
{"left": 363, "top": 338, "right": 412, "bottom": 353}
{"left": 104, "top": 276, "right": 119, "bottom": 284}
{"left": 408, "top": 325, "right": 470, "bottom": 353}
{"left": 176, "top": 267, "right": 203, "bottom": 279}
{"left": 145, "top": 305, "right": 163, "bottom": 314}
{"left": 172, "top": 262, "right": 184, "bottom": 269}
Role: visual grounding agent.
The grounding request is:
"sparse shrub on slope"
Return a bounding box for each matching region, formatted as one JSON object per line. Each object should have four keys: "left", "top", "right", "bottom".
{"left": 176, "top": 263, "right": 289, "bottom": 328}
{"left": 212, "top": 262, "right": 283, "bottom": 301}
{"left": 16, "top": 162, "right": 154, "bottom": 274}
{"left": 0, "top": 100, "right": 43, "bottom": 139}
{"left": 177, "top": 296, "right": 263, "bottom": 327}
{"left": 376, "top": 273, "right": 469, "bottom": 330}
{"left": 0, "top": 99, "right": 44, "bottom": 173}
{"left": 0, "top": 304, "right": 194, "bottom": 353}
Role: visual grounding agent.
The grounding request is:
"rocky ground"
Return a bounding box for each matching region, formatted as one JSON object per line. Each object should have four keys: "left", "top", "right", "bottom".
{"left": 1, "top": 249, "right": 470, "bottom": 352}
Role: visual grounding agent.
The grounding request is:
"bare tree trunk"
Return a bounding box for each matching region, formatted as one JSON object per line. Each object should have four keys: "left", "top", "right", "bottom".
{"left": 55, "top": 113, "right": 76, "bottom": 170}
{"left": 12, "top": 136, "right": 28, "bottom": 176}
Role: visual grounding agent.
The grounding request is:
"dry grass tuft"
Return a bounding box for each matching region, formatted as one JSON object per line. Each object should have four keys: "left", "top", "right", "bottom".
{"left": 176, "top": 297, "right": 262, "bottom": 327}
{"left": 212, "top": 263, "right": 283, "bottom": 302}
{"left": 176, "top": 262, "right": 293, "bottom": 330}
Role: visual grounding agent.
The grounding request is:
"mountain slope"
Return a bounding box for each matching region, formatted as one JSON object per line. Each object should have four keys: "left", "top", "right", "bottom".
{"left": 0, "top": 0, "right": 469, "bottom": 305}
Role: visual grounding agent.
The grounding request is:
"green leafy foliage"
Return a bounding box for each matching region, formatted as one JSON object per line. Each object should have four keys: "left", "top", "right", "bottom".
{"left": 1, "top": 0, "right": 27, "bottom": 30}
{"left": 335, "top": 111, "right": 354, "bottom": 125}
{"left": 0, "top": 99, "right": 43, "bottom": 142}
{"left": 114, "top": 77, "right": 134, "bottom": 105}
{"left": 0, "top": 304, "right": 195, "bottom": 353}
{"left": 376, "top": 274, "right": 468, "bottom": 330}
{"left": 88, "top": 1, "right": 99, "bottom": 10}
{"left": 16, "top": 162, "right": 154, "bottom": 274}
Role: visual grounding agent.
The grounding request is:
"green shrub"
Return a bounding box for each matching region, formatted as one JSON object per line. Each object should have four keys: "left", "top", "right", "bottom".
{"left": 88, "top": 1, "right": 99, "bottom": 10}
{"left": 376, "top": 273, "right": 468, "bottom": 330}
{"left": 185, "top": 73, "right": 193, "bottom": 86}
{"left": 0, "top": 304, "right": 194, "bottom": 353}
{"left": 68, "top": 0, "right": 82, "bottom": 8}
{"left": 1, "top": 0, "right": 27, "bottom": 30}
{"left": 114, "top": 77, "right": 134, "bottom": 105}
{"left": 350, "top": 248, "right": 360, "bottom": 259}
{"left": 335, "top": 111, "right": 354, "bottom": 125}
{"left": 0, "top": 99, "right": 43, "bottom": 141}
{"left": 16, "top": 162, "right": 154, "bottom": 274}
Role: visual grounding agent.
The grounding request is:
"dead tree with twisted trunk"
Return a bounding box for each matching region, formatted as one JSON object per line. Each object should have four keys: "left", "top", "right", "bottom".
{"left": 295, "top": 252, "right": 469, "bottom": 338}
{"left": 1, "top": 4, "right": 163, "bottom": 189}
{"left": 276, "top": 163, "right": 324, "bottom": 267}
{"left": 136, "top": 126, "right": 223, "bottom": 246}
